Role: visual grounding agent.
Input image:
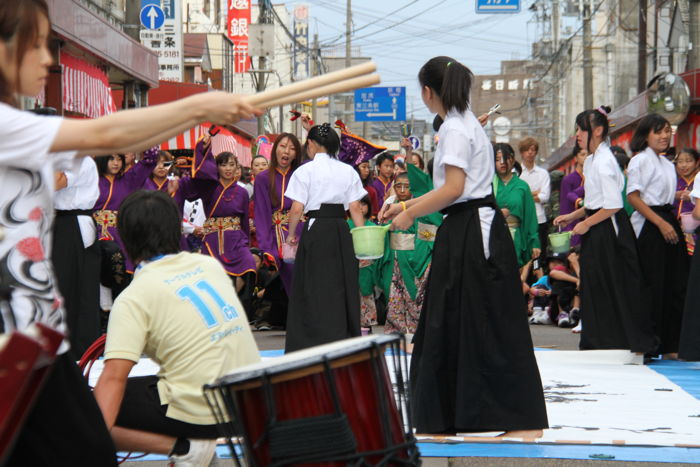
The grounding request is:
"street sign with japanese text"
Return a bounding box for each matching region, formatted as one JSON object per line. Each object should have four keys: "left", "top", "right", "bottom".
{"left": 354, "top": 87, "right": 406, "bottom": 122}
{"left": 475, "top": 0, "right": 520, "bottom": 14}
{"left": 139, "top": 0, "right": 183, "bottom": 81}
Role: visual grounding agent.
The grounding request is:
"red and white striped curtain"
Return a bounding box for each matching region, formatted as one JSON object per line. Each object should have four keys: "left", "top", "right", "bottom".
{"left": 160, "top": 126, "right": 205, "bottom": 151}
{"left": 161, "top": 124, "right": 253, "bottom": 167}
{"left": 61, "top": 52, "right": 117, "bottom": 118}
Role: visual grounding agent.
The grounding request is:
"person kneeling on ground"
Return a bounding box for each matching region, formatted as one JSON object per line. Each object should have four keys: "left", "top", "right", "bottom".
{"left": 94, "top": 190, "right": 261, "bottom": 466}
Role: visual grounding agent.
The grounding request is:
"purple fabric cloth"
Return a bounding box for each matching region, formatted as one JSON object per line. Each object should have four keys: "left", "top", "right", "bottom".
{"left": 337, "top": 131, "right": 387, "bottom": 166}
{"left": 558, "top": 169, "right": 585, "bottom": 247}
{"left": 200, "top": 180, "right": 256, "bottom": 277}
{"left": 673, "top": 175, "right": 695, "bottom": 217}
{"left": 370, "top": 177, "right": 393, "bottom": 206}
{"left": 93, "top": 147, "right": 158, "bottom": 272}
{"left": 253, "top": 167, "right": 305, "bottom": 294}
{"left": 143, "top": 139, "right": 219, "bottom": 251}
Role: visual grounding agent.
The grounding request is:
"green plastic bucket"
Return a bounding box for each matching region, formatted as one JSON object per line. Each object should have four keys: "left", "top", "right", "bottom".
{"left": 548, "top": 231, "right": 572, "bottom": 254}
{"left": 350, "top": 224, "right": 391, "bottom": 260}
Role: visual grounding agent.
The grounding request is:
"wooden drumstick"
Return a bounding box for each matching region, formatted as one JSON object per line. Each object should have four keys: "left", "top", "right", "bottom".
{"left": 246, "top": 61, "right": 377, "bottom": 107}
{"left": 254, "top": 74, "right": 381, "bottom": 109}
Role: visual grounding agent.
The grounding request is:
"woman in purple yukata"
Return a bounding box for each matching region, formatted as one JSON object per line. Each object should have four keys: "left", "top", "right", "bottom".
{"left": 142, "top": 150, "right": 174, "bottom": 193}
{"left": 253, "top": 133, "right": 304, "bottom": 294}
{"left": 200, "top": 151, "right": 257, "bottom": 318}
{"left": 93, "top": 148, "right": 157, "bottom": 296}
{"left": 558, "top": 145, "right": 586, "bottom": 247}
{"left": 673, "top": 148, "right": 699, "bottom": 255}
{"left": 143, "top": 141, "right": 219, "bottom": 251}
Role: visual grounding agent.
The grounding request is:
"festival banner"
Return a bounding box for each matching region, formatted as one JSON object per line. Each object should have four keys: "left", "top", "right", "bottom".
{"left": 227, "top": 0, "right": 251, "bottom": 73}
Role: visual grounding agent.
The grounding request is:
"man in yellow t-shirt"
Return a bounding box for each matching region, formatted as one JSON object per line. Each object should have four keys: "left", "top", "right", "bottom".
{"left": 94, "top": 190, "right": 260, "bottom": 466}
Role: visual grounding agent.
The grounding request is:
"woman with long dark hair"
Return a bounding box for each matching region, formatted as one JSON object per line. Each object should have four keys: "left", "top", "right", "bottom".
{"left": 554, "top": 107, "right": 658, "bottom": 355}
{"left": 627, "top": 114, "right": 689, "bottom": 358}
{"left": 253, "top": 133, "right": 303, "bottom": 294}
{"left": 0, "top": 2, "right": 259, "bottom": 464}
{"left": 284, "top": 123, "right": 366, "bottom": 352}
{"left": 381, "top": 56, "right": 547, "bottom": 437}
{"left": 93, "top": 149, "right": 157, "bottom": 297}
{"left": 200, "top": 151, "right": 257, "bottom": 318}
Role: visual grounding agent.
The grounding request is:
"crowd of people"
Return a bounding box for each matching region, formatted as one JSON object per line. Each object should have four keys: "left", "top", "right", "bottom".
{"left": 3, "top": 1, "right": 700, "bottom": 465}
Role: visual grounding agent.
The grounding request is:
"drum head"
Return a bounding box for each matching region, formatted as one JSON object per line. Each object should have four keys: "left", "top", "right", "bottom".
{"left": 213, "top": 334, "right": 400, "bottom": 387}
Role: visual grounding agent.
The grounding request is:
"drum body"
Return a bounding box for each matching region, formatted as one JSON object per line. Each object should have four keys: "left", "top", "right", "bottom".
{"left": 205, "top": 335, "right": 418, "bottom": 467}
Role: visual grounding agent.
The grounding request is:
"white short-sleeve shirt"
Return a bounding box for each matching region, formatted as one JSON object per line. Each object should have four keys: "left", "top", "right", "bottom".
{"left": 691, "top": 172, "right": 700, "bottom": 203}
{"left": 433, "top": 109, "right": 494, "bottom": 203}
{"left": 0, "top": 103, "right": 77, "bottom": 354}
{"left": 583, "top": 142, "right": 624, "bottom": 211}
{"left": 626, "top": 147, "right": 677, "bottom": 236}
{"left": 433, "top": 109, "right": 496, "bottom": 258}
{"left": 285, "top": 153, "right": 366, "bottom": 214}
{"left": 520, "top": 164, "right": 551, "bottom": 224}
{"left": 54, "top": 156, "right": 99, "bottom": 248}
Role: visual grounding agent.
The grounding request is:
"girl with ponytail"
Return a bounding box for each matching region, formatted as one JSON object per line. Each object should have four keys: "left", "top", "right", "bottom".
{"left": 381, "top": 56, "right": 548, "bottom": 437}
{"left": 554, "top": 106, "right": 658, "bottom": 355}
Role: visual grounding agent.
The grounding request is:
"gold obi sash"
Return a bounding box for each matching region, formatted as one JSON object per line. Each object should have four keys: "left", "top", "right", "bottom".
{"left": 272, "top": 210, "right": 308, "bottom": 256}
{"left": 390, "top": 233, "right": 415, "bottom": 251}
{"left": 417, "top": 222, "right": 438, "bottom": 242}
{"left": 203, "top": 216, "right": 241, "bottom": 255}
{"left": 505, "top": 215, "right": 521, "bottom": 228}
{"left": 93, "top": 210, "right": 117, "bottom": 240}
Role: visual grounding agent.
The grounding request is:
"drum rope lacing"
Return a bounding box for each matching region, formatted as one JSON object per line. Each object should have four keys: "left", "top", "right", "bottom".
{"left": 203, "top": 336, "right": 422, "bottom": 466}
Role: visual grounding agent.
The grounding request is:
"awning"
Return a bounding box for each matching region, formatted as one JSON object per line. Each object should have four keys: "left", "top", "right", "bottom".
{"left": 160, "top": 124, "right": 253, "bottom": 167}
{"left": 61, "top": 52, "right": 117, "bottom": 118}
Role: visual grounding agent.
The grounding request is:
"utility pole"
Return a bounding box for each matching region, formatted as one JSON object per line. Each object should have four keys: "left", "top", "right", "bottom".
{"left": 256, "top": 1, "right": 273, "bottom": 136}
{"left": 638, "top": 0, "right": 648, "bottom": 93}
{"left": 582, "top": 0, "right": 593, "bottom": 110}
{"left": 311, "top": 33, "right": 319, "bottom": 124}
{"left": 689, "top": 0, "right": 700, "bottom": 70}
{"left": 345, "top": 0, "right": 352, "bottom": 126}
{"left": 551, "top": 0, "right": 560, "bottom": 149}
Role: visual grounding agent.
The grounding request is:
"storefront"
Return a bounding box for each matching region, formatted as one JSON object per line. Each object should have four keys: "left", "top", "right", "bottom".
{"left": 546, "top": 69, "right": 700, "bottom": 172}
{"left": 42, "top": 0, "right": 159, "bottom": 117}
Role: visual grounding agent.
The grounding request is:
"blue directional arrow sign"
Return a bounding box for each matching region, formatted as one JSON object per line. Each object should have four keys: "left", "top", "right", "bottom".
{"left": 476, "top": 0, "right": 521, "bottom": 14}
{"left": 354, "top": 87, "right": 406, "bottom": 122}
{"left": 140, "top": 2, "right": 165, "bottom": 30}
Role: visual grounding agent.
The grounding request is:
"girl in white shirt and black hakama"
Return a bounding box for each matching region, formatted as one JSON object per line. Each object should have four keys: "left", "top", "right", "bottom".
{"left": 285, "top": 124, "right": 367, "bottom": 353}
{"left": 555, "top": 108, "right": 658, "bottom": 354}
{"left": 679, "top": 172, "right": 700, "bottom": 360}
{"left": 382, "top": 57, "right": 547, "bottom": 437}
{"left": 627, "top": 114, "right": 690, "bottom": 358}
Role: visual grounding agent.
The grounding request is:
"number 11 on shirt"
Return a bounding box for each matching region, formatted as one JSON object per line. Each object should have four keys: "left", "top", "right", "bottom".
{"left": 177, "top": 280, "right": 239, "bottom": 328}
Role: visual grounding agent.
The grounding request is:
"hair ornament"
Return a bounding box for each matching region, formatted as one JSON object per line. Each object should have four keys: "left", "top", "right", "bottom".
{"left": 318, "top": 122, "right": 331, "bottom": 137}
{"left": 596, "top": 106, "right": 608, "bottom": 116}
{"left": 446, "top": 61, "right": 453, "bottom": 67}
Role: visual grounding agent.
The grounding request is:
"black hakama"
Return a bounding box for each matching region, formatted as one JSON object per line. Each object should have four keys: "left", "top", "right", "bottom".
{"left": 285, "top": 204, "right": 361, "bottom": 353}
{"left": 635, "top": 205, "right": 689, "bottom": 354}
{"left": 579, "top": 209, "right": 658, "bottom": 353}
{"left": 679, "top": 227, "right": 700, "bottom": 360}
{"left": 410, "top": 197, "right": 548, "bottom": 433}
{"left": 51, "top": 210, "right": 101, "bottom": 356}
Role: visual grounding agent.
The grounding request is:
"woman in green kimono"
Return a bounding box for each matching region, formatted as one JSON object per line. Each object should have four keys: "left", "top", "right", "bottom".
{"left": 493, "top": 142, "right": 541, "bottom": 268}
{"left": 379, "top": 166, "right": 442, "bottom": 336}
{"left": 348, "top": 196, "right": 380, "bottom": 329}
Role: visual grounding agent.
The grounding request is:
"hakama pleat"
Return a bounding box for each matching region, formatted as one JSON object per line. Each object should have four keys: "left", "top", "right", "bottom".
{"left": 579, "top": 210, "right": 658, "bottom": 353}
{"left": 679, "top": 234, "right": 700, "bottom": 360}
{"left": 410, "top": 198, "right": 548, "bottom": 433}
{"left": 636, "top": 207, "right": 689, "bottom": 354}
{"left": 285, "top": 204, "right": 361, "bottom": 353}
